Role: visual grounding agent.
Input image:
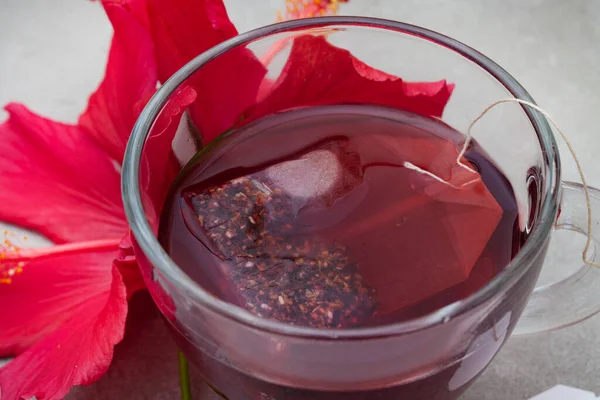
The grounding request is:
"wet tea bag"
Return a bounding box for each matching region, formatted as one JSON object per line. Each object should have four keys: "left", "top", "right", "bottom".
{"left": 183, "top": 144, "right": 376, "bottom": 328}
{"left": 183, "top": 127, "right": 504, "bottom": 324}
{"left": 177, "top": 102, "right": 508, "bottom": 326}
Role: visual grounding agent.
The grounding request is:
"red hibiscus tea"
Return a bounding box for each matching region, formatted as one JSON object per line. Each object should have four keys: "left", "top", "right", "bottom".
{"left": 159, "top": 104, "right": 524, "bottom": 398}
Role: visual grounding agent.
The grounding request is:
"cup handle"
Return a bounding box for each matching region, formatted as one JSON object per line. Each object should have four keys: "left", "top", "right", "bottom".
{"left": 514, "top": 181, "right": 600, "bottom": 335}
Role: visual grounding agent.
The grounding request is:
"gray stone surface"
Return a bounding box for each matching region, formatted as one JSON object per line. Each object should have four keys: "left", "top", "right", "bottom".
{"left": 1, "top": 0, "right": 599, "bottom": 399}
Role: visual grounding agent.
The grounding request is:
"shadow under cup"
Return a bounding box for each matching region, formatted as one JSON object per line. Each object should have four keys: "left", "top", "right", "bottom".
{"left": 122, "top": 18, "right": 561, "bottom": 399}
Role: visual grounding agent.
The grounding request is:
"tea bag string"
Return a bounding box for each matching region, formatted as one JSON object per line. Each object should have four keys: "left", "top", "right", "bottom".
{"left": 458, "top": 98, "right": 600, "bottom": 268}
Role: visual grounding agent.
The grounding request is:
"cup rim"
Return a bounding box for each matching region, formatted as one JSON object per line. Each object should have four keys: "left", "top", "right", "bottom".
{"left": 122, "top": 16, "right": 560, "bottom": 339}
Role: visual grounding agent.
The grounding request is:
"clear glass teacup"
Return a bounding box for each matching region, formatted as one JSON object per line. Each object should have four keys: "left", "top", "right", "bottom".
{"left": 122, "top": 17, "right": 600, "bottom": 399}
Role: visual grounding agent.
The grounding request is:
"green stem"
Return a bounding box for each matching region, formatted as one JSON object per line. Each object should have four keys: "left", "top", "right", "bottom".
{"left": 178, "top": 350, "right": 192, "bottom": 400}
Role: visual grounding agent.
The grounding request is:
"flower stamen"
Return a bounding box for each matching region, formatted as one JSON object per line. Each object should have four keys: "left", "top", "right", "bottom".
{"left": 278, "top": 0, "right": 348, "bottom": 21}
{"left": 0, "top": 230, "right": 27, "bottom": 284}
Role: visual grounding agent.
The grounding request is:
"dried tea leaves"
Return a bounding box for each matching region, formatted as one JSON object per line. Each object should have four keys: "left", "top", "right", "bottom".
{"left": 185, "top": 175, "right": 376, "bottom": 328}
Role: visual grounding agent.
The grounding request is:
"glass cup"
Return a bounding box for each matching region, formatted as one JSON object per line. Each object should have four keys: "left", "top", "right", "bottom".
{"left": 122, "top": 17, "right": 600, "bottom": 399}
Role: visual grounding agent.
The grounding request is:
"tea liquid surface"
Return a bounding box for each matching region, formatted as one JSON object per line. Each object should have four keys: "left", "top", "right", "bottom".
{"left": 160, "top": 105, "right": 524, "bottom": 327}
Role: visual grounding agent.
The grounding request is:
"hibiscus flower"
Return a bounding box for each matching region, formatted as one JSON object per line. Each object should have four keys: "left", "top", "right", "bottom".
{"left": 0, "top": 0, "right": 454, "bottom": 399}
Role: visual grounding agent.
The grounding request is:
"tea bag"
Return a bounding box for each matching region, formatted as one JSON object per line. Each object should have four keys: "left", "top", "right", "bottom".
{"left": 182, "top": 120, "right": 503, "bottom": 324}
{"left": 183, "top": 146, "right": 376, "bottom": 328}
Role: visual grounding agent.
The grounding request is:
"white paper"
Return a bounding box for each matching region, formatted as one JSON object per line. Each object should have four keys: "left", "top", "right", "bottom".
{"left": 528, "top": 385, "right": 597, "bottom": 400}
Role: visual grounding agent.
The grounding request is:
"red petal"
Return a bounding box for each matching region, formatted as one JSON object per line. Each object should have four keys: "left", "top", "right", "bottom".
{"left": 0, "top": 242, "right": 127, "bottom": 400}
{"left": 140, "top": 0, "right": 267, "bottom": 143}
{"left": 140, "top": 85, "right": 197, "bottom": 230}
{"left": 0, "top": 239, "right": 122, "bottom": 355}
{"left": 78, "top": 2, "right": 158, "bottom": 164}
{"left": 115, "top": 233, "right": 146, "bottom": 298}
{"left": 245, "top": 35, "right": 454, "bottom": 123}
{"left": 0, "top": 104, "right": 127, "bottom": 244}
{"left": 144, "top": 0, "right": 237, "bottom": 80}
{"left": 131, "top": 236, "right": 177, "bottom": 322}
